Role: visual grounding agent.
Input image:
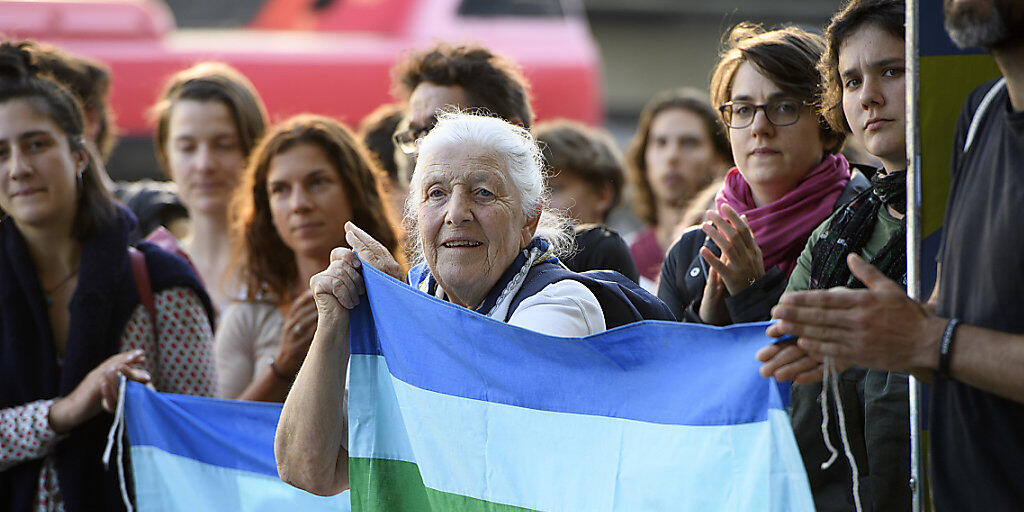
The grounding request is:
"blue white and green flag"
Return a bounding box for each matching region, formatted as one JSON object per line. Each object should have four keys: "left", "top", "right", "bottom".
{"left": 347, "top": 263, "right": 813, "bottom": 511}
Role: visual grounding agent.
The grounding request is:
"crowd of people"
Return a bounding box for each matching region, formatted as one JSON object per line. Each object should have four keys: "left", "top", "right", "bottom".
{"left": 1, "top": 0, "right": 1022, "bottom": 509}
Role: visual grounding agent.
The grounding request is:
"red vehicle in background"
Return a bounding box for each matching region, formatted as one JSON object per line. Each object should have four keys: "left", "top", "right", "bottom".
{"left": 0, "top": 0, "right": 602, "bottom": 179}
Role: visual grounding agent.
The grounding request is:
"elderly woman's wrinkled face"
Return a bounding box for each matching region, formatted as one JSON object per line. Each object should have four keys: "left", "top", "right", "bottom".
{"left": 415, "top": 142, "right": 536, "bottom": 309}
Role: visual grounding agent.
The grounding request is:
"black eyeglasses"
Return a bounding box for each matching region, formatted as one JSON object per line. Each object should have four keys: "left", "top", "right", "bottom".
{"left": 717, "top": 99, "right": 813, "bottom": 129}
{"left": 392, "top": 116, "right": 438, "bottom": 155}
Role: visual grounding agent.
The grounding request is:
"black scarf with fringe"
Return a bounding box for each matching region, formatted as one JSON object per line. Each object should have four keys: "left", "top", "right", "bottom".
{"left": 808, "top": 168, "right": 907, "bottom": 290}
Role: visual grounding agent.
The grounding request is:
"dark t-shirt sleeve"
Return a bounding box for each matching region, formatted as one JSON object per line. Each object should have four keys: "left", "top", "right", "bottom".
{"left": 657, "top": 244, "right": 686, "bottom": 320}
{"left": 723, "top": 266, "right": 787, "bottom": 323}
{"left": 937, "top": 80, "right": 994, "bottom": 263}
{"left": 114, "top": 180, "right": 189, "bottom": 242}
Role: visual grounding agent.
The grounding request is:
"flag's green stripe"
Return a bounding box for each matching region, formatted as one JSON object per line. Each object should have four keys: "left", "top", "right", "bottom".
{"left": 350, "top": 458, "right": 539, "bottom": 512}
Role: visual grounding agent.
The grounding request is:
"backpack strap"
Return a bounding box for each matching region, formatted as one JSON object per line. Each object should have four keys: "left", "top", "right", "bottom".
{"left": 964, "top": 77, "right": 1007, "bottom": 153}
{"left": 834, "top": 167, "right": 872, "bottom": 212}
{"left": 506, "top": 260, "right": 675, "bottom": 329}
{"left": 144, "top": 227, "right": 203, "bottom": 287}
{"left": 128, "top": 247, "right": 157, "bottom": 330}
{"left": 506, "top": 262, "right": 576, "bottom": 320}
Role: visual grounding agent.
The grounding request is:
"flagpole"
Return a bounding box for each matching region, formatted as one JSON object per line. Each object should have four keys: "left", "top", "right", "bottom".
{"left": 905, "top": 0, "right": 924, "bottom": 510}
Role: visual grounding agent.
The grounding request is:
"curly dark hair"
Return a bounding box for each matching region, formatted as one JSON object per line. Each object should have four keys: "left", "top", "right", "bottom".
{"left": 232, "top": 114, "right": 405, "bottom": 304}
{"left": 391, "top": 42, "right": 533, "bottom": 128}
{"left": 819, "top": 0, "right": 905, "bottom": 134}
{"left": 710, "top": 23, "right": 846, "bottom": 155}
{"left": 625, "top": 88, "right": 732, "bottom": 226}
{"left": 0, "top": 40, "right": 117, "bottom": 240}
{"left": 152, "top": 62, "right": 268, "bottom": 176}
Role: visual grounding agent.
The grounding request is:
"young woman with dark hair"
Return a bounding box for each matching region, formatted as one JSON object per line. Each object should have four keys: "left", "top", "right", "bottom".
{"left": 23, "top": 40, "right": 191, "bottom": 242}
{"left": 758, "top": 1, "right": 911, "bottom": 509}
{"left": 216, "top": 114, "right": 404, "bottom": 402}
{"left": 151, "top": 62, "right": 269, "bottom": 312}
{"left": 0, "top": 41, "right": 215, "bottom": 512}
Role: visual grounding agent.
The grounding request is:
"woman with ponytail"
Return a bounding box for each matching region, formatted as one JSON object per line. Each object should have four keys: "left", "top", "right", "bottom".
{"left": 0, "top": 41, "right": 216, "bottom": 511}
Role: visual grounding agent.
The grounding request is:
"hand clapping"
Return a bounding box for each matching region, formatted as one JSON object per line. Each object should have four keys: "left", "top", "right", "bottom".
{"left": 699, "top": 203, "right": 765, "bottom": 296}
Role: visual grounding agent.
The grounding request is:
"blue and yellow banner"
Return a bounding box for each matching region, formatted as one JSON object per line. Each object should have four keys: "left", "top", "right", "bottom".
{"left": 918, "top": 2, "right": 1001, "bottom": 294}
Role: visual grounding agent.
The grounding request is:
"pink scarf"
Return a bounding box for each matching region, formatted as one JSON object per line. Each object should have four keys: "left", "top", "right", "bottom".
{"left": 715, "top": 153, "right": 850, "bottom": 276}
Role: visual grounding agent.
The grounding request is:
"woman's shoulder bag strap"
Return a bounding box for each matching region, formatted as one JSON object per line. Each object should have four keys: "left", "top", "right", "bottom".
{"left": 128, "top": 247, "right": 158, "bottom": 331}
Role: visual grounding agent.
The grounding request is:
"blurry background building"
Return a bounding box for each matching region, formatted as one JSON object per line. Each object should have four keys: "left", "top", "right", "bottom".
{"left": 582, "top": 0, "right": 841, "bottom": 141}
{"left": 161, "top": 0, "right": 842, "bottom": 140}
{"left": 1, "top": 0, "right": 848, "bottom": 231}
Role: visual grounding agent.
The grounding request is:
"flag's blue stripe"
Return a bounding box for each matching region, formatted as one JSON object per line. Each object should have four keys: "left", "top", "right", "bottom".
{"left": 131, "top": 446, "right": 350, "bottom": 511}
{"left": 124, "top": 382, "right": 282, "bottom": 476}
{"left": 350, "top": 262, "right": 783, "bottom": 426}
{"left": 349, "top": 355, "right": 813, "bottom": 511}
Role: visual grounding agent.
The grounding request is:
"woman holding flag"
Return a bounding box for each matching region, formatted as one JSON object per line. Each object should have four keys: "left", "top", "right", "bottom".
{"left": 274, "top": 111, "right": 635, "bottom": 495}
{"left": 0, "top": 41, "right": 215, "bottom": 511}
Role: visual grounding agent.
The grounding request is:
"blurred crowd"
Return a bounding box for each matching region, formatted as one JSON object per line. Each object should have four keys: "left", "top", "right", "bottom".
{"left": 2, "top": 0, "right": 1023, "bottom": 510}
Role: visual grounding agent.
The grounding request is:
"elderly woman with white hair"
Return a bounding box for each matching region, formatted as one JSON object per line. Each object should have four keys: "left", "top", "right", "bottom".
{"left": 273, "top": 112, "right": 610, "bottom": 495}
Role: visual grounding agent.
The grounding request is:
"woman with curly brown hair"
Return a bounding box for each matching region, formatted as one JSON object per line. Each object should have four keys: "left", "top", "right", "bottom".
{"left": 626, "top": 88, "right": 732, "bottom": 289}
{"left": 758, "top": 1, "right": 911, "bottom": 509}
{"left": 215, "top": 114, "right": 404, "bottom": 402}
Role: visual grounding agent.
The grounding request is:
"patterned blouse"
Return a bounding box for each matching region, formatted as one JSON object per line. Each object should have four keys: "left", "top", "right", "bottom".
{"left": 0, "top": 286, "right": 215, "bottom": 511}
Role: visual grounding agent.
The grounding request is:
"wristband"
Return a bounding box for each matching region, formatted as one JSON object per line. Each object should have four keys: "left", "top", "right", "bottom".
{"left": 938, "top": 317, "right": 960, "bottom": 378}
{"left": 269, "top": 357, "right": 294, "bottom": 381}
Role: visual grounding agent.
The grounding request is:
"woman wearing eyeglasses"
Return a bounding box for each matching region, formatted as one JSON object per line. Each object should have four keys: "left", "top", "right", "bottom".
{"left": 657, "top": 23, "right": 869, "bottom": 326}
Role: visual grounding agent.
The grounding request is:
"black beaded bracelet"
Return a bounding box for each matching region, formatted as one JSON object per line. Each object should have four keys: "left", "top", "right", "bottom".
{"left": 938, "top": 317, "right": 961, "bottom": 378}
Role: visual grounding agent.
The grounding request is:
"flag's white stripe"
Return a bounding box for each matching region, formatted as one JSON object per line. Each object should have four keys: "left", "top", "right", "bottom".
{"left": 348, "top": 354, "right": 813, "bottom": 512}
{"left": 130, "top": 445, "right": 350, "bottom": 511}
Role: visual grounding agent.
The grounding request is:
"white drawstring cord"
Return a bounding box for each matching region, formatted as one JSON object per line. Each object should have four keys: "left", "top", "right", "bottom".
{"left": 818, "top": 358, "right": 863, "bottom": 512}
{"left": 102, "top": 375, "right": 134, "bottom": 512}
{"left": 818, "top": 361, "right": 840, "bottom": 470}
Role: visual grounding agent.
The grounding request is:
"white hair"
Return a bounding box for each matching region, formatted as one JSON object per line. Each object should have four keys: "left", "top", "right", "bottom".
{"left": 404, "top": 111, "right": 572, "bottom": 265}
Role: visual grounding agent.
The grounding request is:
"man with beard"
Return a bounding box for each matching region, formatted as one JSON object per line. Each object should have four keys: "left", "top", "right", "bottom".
{"left": 761, "top": 0, "right": 1024, "bottom": 508}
